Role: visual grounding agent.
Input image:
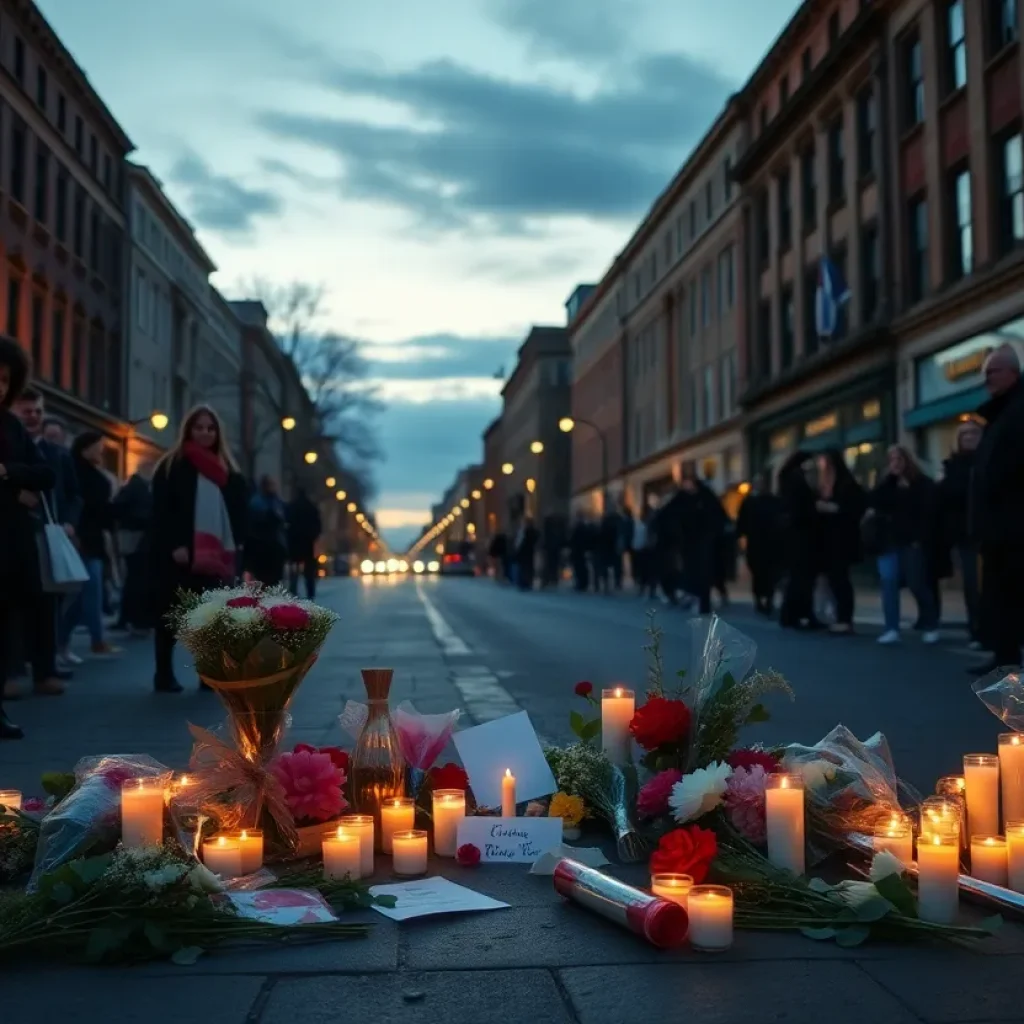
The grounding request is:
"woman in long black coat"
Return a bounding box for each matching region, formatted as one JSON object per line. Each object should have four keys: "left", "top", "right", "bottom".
{"left": 815, "top": 449, "right": 866, "bottom": 634}
{"left": 778, "top": 450, "right": 823, "bottom": 630}
{"left": 0, "top": 336, "right": 55, "bottom": 739}
{"left": 149, "top": 405, "right": 247, "bottom": 693}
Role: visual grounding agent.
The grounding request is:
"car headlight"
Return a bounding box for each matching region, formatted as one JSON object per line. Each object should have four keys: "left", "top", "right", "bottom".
{"left": 427, "top": 560, "right": 440, "bottom": 572}
{"left": 360, "top": 559, "right": 375, "bottom": 574}
{"left": 398, "top": 560, "right": 409, "bottom": 572}
{"left": 374, "top": 561, "right": 387, "bottom": 573}
{"left": 386, "top": 558, "right": 399, "bottom": 573}
{"left": 412, "top": 560, "right": 425, "bottom": 573}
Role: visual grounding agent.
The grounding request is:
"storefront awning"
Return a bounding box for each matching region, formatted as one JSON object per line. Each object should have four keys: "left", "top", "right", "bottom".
{"left": 903, "top": 385, "right": 987, "bottom": 430}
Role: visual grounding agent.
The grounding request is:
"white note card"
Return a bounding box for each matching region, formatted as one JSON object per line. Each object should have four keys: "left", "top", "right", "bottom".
{"left": 452, "top": 710, "right": 556, "bottom": 808}
{"left": 457, "top": 816, "right": 564, "bottom": 863}
{"left": 369, "top": 877, "right": 510, "bottom": 922}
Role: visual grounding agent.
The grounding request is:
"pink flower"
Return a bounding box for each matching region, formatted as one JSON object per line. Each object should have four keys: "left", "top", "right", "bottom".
{"left": 270, "top": 750, "right": 347, "bottom": 824}
{"left": 723, "top": 765, "right": 769, "bottom": 843}
{"left": 98, "top": 765, "right": 136, "bottom": 791}
{"left": 637, "top": 769, "right": 683, "bottom": 819}
{"left": 265, "top": 604, "right": 311, "bottom": 631}
{"left": 226, "top": 595, "right": 260, "bottom": 608}
{"left": 22, "top": 797, "right": 46, "bottom": 814}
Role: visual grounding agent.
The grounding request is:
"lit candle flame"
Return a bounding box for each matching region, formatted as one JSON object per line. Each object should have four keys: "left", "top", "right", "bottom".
{"left": 241, "top": 830, "right": 249, "bottom": 841}
{"left": 614, "top": 687, "right": 622, "bottom": 698}
{"left": 217, "top": 836, "right": 227, "bottom": 848}
{"left": 505, "top": 768, "right": 512, "bottom": 778}
{"left": 336, "top": 826, "right": 345, "bottom": 840}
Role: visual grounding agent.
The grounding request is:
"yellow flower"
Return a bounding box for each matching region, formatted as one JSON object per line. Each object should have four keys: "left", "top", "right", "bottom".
{"left": 549, "top": 792, "right": 585, "bottom": 828}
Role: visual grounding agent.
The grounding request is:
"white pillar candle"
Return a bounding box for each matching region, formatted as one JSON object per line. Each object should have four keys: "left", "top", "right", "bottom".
{"left": 0, "top": 790, "right": 22, "bottom": 811}
{"left": 917, "top": 832, "right": 960, "bottom": 924}
{"left": 392, "top": 829, "right": 428, "bottom": 876}
{"left": 964, "top": 754, "right": 1000, "bottom": 837}
{"left": 935, "top": 776, "right": 969, "bottom": 850}
{"left": 601, "top": 687, "right": 635, "bottom": 765}
{"left": 338, "top": 815, "right": 375, "bottom": 876}
{"left": 381, "top": 798, "right": 415, "bottom": 854}
{"left": 1006, "top": 821, "right": 1024, "bottom": 892}
{"left": 432, "top": 788, "right": 466, "bottom": 857}
{"left": 765, "top": 773, "right": 805, "bottom": 875}
{"left": 970, "top": 835, "right": 1008, "bottom": 887}
{"left": 687, "top": 885, "right": 733, "bottom": 951}
{"left": 873, "top": 824, "right": 913, "bottom": 865}
{"left": 502, "top": 769, "right": 517, "bottom": 817}
{"left": 120, "top": 778, "right": 166, "bottom": 849}
{"left": 322, "top": 826, "right": 362, "bottom": 880}
{"left": 203, "top": 836, "right": 243, "bottom": 878}
{"left": 650, "top": 873, "right": 693, "bottom": 908}
{"left": 999, "top": 734, "right": 1024, "bottom": 826}
{"left": 223, "top": 829, "right": 264, "bottom": 874}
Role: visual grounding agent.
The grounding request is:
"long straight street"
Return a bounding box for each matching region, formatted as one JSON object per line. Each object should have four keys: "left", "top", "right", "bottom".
{"left": 2, "top": 576, "right": 1020, "bottom": 1024}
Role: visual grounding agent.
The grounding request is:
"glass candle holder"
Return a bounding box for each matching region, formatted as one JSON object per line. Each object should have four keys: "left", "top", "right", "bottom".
{"left": 121, "top": 777, "right": 168, "bottom": 849}
{"left": 432, "top": 789, "right": 466, "bottom": 857}
{"left": 920, "top": 796, "right": 961, "bottom": 839}
{"left": 380, "top": 798, "right": 415, "bottom": 853}
{"left": 0, "top": 790, "right": 23, "bottom": 811}
{"left": 999, "top": 734, "right": 1024, "bottom": 825}
{"left": 203, "top": 836, "right": 243, "bottom": 878}
{"left": 917, "top": 831, "right": 959, "bottom": 924}
{"left": 601, "top": 687, "right": 635, "bottom": 765}
{"left": 322, "top": 826, "right": 361, "bottom": 880}
{"left": 873, "top": 823, "right": 913, "bottom": 865}
{"left": 964, "top": 754, "right": 1000, "bottom": 837}
{"left": 650, "top": 873, "right": 693, "bottom": 908}
{"left": 765, "top": 773, "right": 805, "bottom": 875}
{"left": 1006, "top": 820, "right": 1024, "bottom": 892}
{"left": 220, "top": 828, "right": 264, "bottom": 874}
{"left": 392, "top": 829, "right": 429, "bottom": 876}
{"left": 338, "top": 814, "right": 375, "bottom": 876}
{"left": 970, "top": 834, "right": 1008, "bottom": 887}
{"left": 688, "top": 885, "right": 734, "bottom": 951}
{"left": 935, "top": 776, "right": 968, "bottom": 850}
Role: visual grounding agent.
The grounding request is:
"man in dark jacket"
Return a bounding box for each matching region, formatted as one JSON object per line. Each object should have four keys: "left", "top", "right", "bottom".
{"left": 970, "top": 344, "right": 1024, "bottom": 672}
{"left": 286, "top": 487, "right": 322, "bottom": 598}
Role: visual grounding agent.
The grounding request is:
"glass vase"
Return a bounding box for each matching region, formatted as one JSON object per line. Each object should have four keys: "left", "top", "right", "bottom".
{"left": 350, "top": 668, "right": 406, "bottom": 849}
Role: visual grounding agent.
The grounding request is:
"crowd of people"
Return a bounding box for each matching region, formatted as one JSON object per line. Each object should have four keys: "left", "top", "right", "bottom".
{"left": 487, "top": 343, "right": 1024, "bottom": 680}
{"left": 0, "top": 335, "right": 326, "bottom": 741}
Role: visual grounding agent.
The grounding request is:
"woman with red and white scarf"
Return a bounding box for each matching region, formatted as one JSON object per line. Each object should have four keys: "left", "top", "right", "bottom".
{"left": 149, "top": 405, "right": 246, "bottom": 693}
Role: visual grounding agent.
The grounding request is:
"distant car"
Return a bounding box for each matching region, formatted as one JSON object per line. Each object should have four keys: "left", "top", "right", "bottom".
{"left": 440, "top": 541, "right": 475, "bottom": 576}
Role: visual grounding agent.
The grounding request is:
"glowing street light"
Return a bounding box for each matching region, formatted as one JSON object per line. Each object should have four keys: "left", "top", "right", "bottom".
{"left": 558, "top": 417, "right": 575, "bottom": 433}
{"left": 483, "top": 478, "right": 494, "bottom": 489}
{"left": 304, "top": 451, "right": 318, "bottom": 464}
{"left": 281, "top": 416, "right": 297, "bottom": 431}
{"left": 356, "top": 513, "right": 365, "bottom": 523}
{"left": 335, "top": 490, "right": 347, "bottom": 501}
{"left": 347, "top": 502, "right": 357, "bottom": 513}
{"left": 530, "top": 440, "right": 544, "bottom": 454}
{"left": 453, "top": 507, "right": 462, "bottom": 516}
{"left": 326, "top": 476, "right": 336, "bottom": 487}
{"left": 501, "top": 462, "right": 514, "bottom": 475}
{"left": 526, "top": 478, "right": 536, "bottom": 493}
{"left": 460, "top": 498, "right": 470, "bottom": 508}
{"left": 150, "top": 412, "right": 169, "bottom": 431}
{"left": 471, "top": 489, "right": 482, "bottom": 499}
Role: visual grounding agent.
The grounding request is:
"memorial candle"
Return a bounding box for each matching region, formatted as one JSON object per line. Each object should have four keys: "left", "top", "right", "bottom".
{"left": 963, "top": 754, "right": 1000, "bottom": 837}
{"left": 502, "top": 769, "right": 517, "bottom": 817}
{"left": 432, "top": 788, "right": 466, "bottom": 857}
{"left": 1006, "top": 821, "right": 1024, "bottom": 893}
{"left": 601, "top": 687, "right": 635, "bottom": 766}
{"left": 338, "top": 814, "right": 375, "bottom": 876}
{"left": 917, "top": 832, "right": 959, "bottom": 925}
{"left": 999, "top": 734, "right": 1024, "bottom": 825}
{"left": 687, "top": 885, "right": 733, "bottom": 951}
{"left": 121, "top": 778, "right": 166, "bottom": 849}
{"left": 322, "top": 826, "right": 361, "bottom": 880}
{"left": 380, "top": 798, "right": 415, "bottom": 854}
{"left": 765, "top": 773, "right": 805, "bottom": 875}
{"left": 936, "top": 776, "right": 968, "bottom": 850}
{"left": 203, "top": 836, "right": 242, "bottom": 878}
{"left": 650, "top": 873, "right": 693, "bottom": 908}
{"left": 391, "top": 830, "right": 428, "bottom": 876}
{"left": 970, "top": 835, "right": 1008, "bottom": 887}
{"left": 0, "top": 790, "right": 22, "bottom": 811}
{"left": 873, "top": 823, "right": 913, "bottom": 865}
{"left": 223, "top": 829, "right": 264, "bottom": 874}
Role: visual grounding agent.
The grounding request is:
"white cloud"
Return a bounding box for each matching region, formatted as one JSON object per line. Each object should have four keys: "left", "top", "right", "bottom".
{"left": 371, "top": 377, "right": 504, "bottom": 404}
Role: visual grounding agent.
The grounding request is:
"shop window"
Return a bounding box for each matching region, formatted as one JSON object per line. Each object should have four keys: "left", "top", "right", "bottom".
{"left": 996, "top": 131, "right": 1024, "bottom": 254}
{"left": 903, "top": 30, "right": 925, "bottom": 129}
{"left": 827, "top": 114, "right": 845, "bottom": 206}
{"left": 907, "top": 194, "right": 929, "bottom": 302}
{"left": 946, "top": 1, "right": 967, "bottom": 93}
{"left": 778, "top": 169, "right": 792, "bottom": 251}
{"left": 948, "top": 166, "right": 973, "bottom": 278}
{"left": 856, "top": 85, "right": 875, "bottom": 178}
{"left": 801, "top": 142, "right": 817, "bottom": 229}
{"left": 860, "top": 223, "right": 880, "bottom": 322}
{"left": 779, "top": 287, "right": 795, "bottom": 370}
{"left": 989, "top": 0, "right": 1018, "bottom": 56}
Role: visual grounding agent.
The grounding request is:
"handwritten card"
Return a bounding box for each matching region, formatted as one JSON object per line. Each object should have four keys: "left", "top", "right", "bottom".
{"left": 452, "top": 710, "right": 556, "bottom": 808}
{"left": 369, "top": 877, "right": 509, "bottom": 922}
{"left": 219, "top": 889, "right": 338, "bottom": 926}
{"left": 457, "top": 816, "right": 564, "bottom": 864}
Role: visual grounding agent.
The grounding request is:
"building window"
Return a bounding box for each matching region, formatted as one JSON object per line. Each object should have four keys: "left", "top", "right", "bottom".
{"left": 703, "top": 365, "right": 715, "bottom": 428}
{"left": 949, "top": 167, "right": 973, "bottom": 278}
{"left": 689, "top": 372, "right": 699, "bottom": 432}
{"left": 55, "top": 165, "right": 68, "bottom": 242}
{"left": 828, "top": 10, "right": 840, "bottom": 46}
{"left": 778, "top": 169, "right": 792, "bottom": 250}
{"left": 70, "top": 319, "right": 83, "bottom": 395}
{"left": 998, "top": 131, "right": 1024, "bottom": 252}
{"left": 74, "top": 116, "right": 83, "bottom": 155}
{"left": 36, "top": 66, "right": 47, "bottom": 110}
{"left": 701, "top": 266, "right": 712, "bottom": 327}
{"left": 689, "top": 199, "right": 697, "bottom": 238}
{"left": 705, "top": 180, "right": 714, "bottom": 220}
{"left": 33, "top": 143, "right": 48, "bottom": 225}
{"left": 57, "top": 93, "right": 66, "bottom": 132}
{"left": 13, "top": 36, "right": 25, "bottom": 84}
{"left": 904, "top": 31, "right": 925, "bottom": 127}
{"left": 89, "top": 208, "right": 100, "bottom": 270}
{"left": 861, "top": 222, "right": 880, "bottom": 322}
{"left": 780, "top": 286, "right": 795, "bottom": 370}
{"left": 30, "top": 293, "right": 43, "bottom": 371}
{"left": 103, "top": 154, "right": 112, "bottom": 193}
{"left": 759, "top": 107, "right": 769, "bottom": 133}
{"left": 721, "top": 349, "right": 736, "bottom": 417}
{"left": 828, "top": 115, "right": 845, "bottom": 205}
{"left": 990, "top": 0, "right": 1019, "bottom": 55}
{"left": 688, "top": 281, "right": 698, "bottom": 337}
{"left": 51, "top": 306, "right": 65, "bottom": 387}
{"left": 832, "top": 245, "right": 849, "bottom": 338}
{"left": 9, "top": 118, "right": 26, "bottom": 205}
{"left": 6, "top": 277, "right": 20, "bottom": 339}
{"left": 72, "top": 187, "right": 86, "bottom": 258}
{"left": 719, "top": 245, "right": 735, "bottom": 310}
{"left": 88, "top": 134, "right": 98, "bottom": 175}
{"left": 907, "top": 194, "right": 929, "bottom": 302}
{"left": 756, "top": 187, "right": 770, "bottom": 266}
{"left": 779, "top": 74, "right": 789, "bottom": 107}
{"left": 801, "top": 142, "right": 817, "bottom": 229}
{"left": 801, "top": 46, "right": 812, "bottom": 80}
{"left": 946, "top": 1, "right": 968, "bottom": 93}
{"left": 88, "top": 323, "right": 105, "bottom": 407}
{"left": 723, "top": 156, "right": 732, "bottom": 202}
{"left": 856, "top": 85, "right": 876, "bottom": 177}
{"left": 804, "top": 265, "right": 819, "bottom": 356}
{"left": 757, "top": 299, "right": 773, "bottom": 378}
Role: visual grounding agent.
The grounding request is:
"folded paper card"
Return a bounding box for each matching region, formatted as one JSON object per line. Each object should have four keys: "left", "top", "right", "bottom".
{"left": 218, "top": 889, "right": 338, "bottom": 926}
{"left": 452, "top": 710, "right": 556, "bottom": 808}
{"left": 457, "top": 816, "right": 563, "bottom": 863}
{"left": 368, "top": 877, "right": 510, "bottom": 922}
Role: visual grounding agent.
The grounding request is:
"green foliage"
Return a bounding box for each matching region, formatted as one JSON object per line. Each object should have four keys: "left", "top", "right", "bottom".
{"left": 41, "top": 772, "right": 76, "bottom": 801}
{"left": 569, "top": 710, "right": 601, "bottom": 744}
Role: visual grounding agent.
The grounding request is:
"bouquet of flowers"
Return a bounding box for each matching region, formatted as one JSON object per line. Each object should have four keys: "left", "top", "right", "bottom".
{"left": 169, "top": 585, "right": 339, "bottom": 856}
{"left": 269, "top": 744, "right": 350, "bottom": 828}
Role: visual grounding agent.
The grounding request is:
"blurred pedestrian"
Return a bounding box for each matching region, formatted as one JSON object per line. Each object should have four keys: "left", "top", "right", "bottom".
{"left": 815, "top": 449, "right": 866, "bottom": 634}
{"left": 736, "top": 471, "right": 783, "bottom": 615}
{"left": 676, "top": 462, "right": 726, "bottom": 615}
{"left": 569, "top": 512, "right": 592, "bottom": 591}
{"left": 778, "top": 451, "right": 822, "bottom": 630}
{"left": 112, "top": 460, "right": 155, "bottom": 633}
{"left": 286, "top": 486, "right": 322, "bottom": 598}
{"left": 246, "top": 475, "right": 288, "bottom": 586}
{"left": 513, "top": 516, "right": 538, "bottom": 590}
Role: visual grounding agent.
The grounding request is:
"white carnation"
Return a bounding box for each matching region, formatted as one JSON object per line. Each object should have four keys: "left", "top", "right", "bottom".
{"left": 869, "top": 849, "right": 906, "bottom": 883}
{"left": 185, "top": 602, "right": 223, "bottom": 632}
{"left": 783, "top": 757, "right": 836, "bottom": 792}
{"left": 142, "top": 863, "right": 187, "bottom": 890}
{"left": 226, "top": 606, "right": 263, "bottom": 627}
{"left": 203, "top": 587, "right": 257, "bottom": 607}
{"left": 187, "top": 862, "right": 226, "bottom": 893}
{"left": 668, "top": 761, "right": 733, "bottom": 824}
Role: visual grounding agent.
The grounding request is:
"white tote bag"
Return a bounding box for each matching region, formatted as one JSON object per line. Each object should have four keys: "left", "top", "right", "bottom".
{"left": 36, "top": 494, "right": 89, "bottom": 593}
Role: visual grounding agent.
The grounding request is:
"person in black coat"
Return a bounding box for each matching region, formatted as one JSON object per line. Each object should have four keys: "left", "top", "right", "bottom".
{"left": 676, "top": 461, "right": 727, "bottom": 615}
{"left": 113, "top": 460, "right": 156, "bottom": 631}
{"left": 286, "top": 487, "right": 323, "bottom": 598}
{"left": 149, "top": 405, "right": 247, "bottom": 693}
{"left": 969, "top": 344, "right": 1024, "bottom": 671}
{"left": 0, "top": 336, "right": 56, "bottom": 739}
{"left": 778, "top": 450, "right": 823, "bottom": 630}
{"left": 736, "top": 471, "right": 784, "bottom": 615}
{"left": 815, "top": 449, "right": 866, "bottom": 633}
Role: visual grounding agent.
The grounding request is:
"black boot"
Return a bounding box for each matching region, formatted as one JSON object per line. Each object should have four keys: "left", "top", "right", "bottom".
{"left": 0, "top": 707, "right": 24, "bottom": 740}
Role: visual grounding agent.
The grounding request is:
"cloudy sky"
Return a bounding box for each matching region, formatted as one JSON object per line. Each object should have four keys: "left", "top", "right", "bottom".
{"left": 39, "top": 0, "right": 796, "bottom": 549}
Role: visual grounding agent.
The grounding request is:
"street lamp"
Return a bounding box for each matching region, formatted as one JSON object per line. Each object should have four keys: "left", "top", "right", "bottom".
{"left": 559, "top": 415, "right": 609, "bottom": 505}
{"left": 526, "top": 478, "right": 536, "bottom": 493}
{"left": 129, "top": 412, "right": 168, "bottom": 430}
{"left": 483, "top": 478, "right": 494, "bottom": 489}
{"left": 281, "top": 416, "right": 296, "bottom": 431}
{"left": 326, "top": 476, "right": 336, "bottom": 487}
{"left": 304, "top": 451, "right": 318, "bottom": 464}
{"left": 501, "top": 462, "right": 514, "bottom": 475}
{"left": 347, "top": 502, "right": 357, "bottom": 513}
{"left": 558, "top": 417, "right": 575, "bottom": 433}
{"left": 530, "top": 440, "right": 544, "bottom": 454}
{"left": 460, "top": 498, "right": 470, "bottom": 508}
{"left": 335, "top": 490, "right": 347, "bottom": 501}
{"left": 356, "top": 513, "right": 365, "bottom": 523}
{"left": 471, "top": 489, "right": 481, "bottom": 499}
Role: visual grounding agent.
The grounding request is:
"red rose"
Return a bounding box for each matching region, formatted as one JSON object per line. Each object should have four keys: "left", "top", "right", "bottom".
{"left": 293, "top": 742, "right": 318, "bottom": 755}
{"left": 726, "top": 749, "right": 781, "bottom": 774}
{"left": 265, "top": 604, "right": 311, "bottom": 630}
{"left": 320, "top": 746, "right": 350, "bottom": 775}
{"left": 649, "top": 825, "right": 718, "bottom": 883}
{"left": 629, "top": 696, "right": 692, "bottom": 751}
{"left": 226, "top": 595, "right": 260, "bottom": 608}
{"left": 456, "top": 843, "right": 481, "bottom": 867}
{"left": 574, "top": 681, "right": 593, "bottom": 697}
{"left": 430, "top": 762, "right": 469, "bottom": 791}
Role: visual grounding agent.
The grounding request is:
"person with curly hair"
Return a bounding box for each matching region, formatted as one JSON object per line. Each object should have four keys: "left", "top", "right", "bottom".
{"left": 0, "top": 335, "right": 55, "bottom": 739}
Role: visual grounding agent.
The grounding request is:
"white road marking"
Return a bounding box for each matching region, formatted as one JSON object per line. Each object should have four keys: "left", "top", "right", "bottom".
{"left": 416, "top": 581, "right": 470, "bottom": 656}
{"left": 450, "top": 667, "right": 522, "bottom": 723}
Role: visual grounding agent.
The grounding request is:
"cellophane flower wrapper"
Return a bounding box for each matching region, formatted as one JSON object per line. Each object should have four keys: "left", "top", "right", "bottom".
{"left": 973, "top": 670, "right": 1024, "bottom": 731}
{"left": 393, "top": 702, "right": 461, "bottom": 799}
{"left": 782, "top": 724, "right": 920, "bottom": 864}
{"left": 28, "top": 754, "right": 171, "bottom": 891}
